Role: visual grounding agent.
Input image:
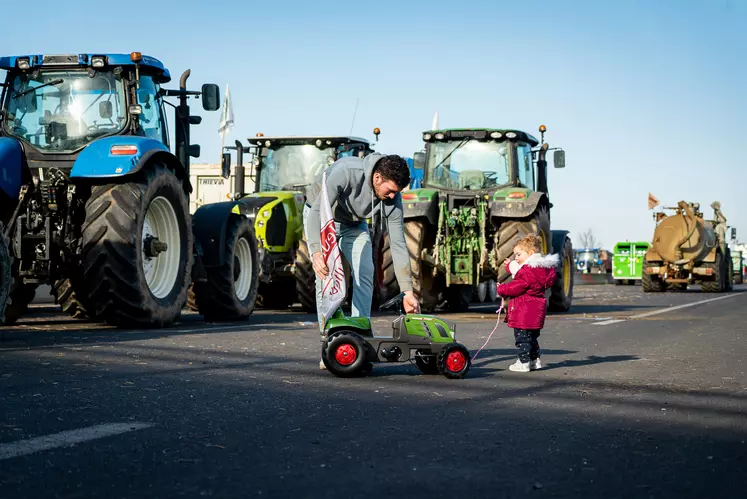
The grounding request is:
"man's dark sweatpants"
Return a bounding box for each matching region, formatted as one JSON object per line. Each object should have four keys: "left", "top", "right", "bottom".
{"left": 514, "top": 328, "right": 541, "bottom": 363}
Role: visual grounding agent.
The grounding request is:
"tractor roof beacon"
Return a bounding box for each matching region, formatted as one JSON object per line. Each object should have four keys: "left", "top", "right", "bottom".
{"left": 0, "top": 52, "right": 259, "bottom": 326}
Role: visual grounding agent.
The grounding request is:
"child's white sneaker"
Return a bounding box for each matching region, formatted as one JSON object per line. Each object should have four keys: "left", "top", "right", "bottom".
{"left": 530, "top": 358, "right": 542, "bottom": 370}
{"left": 509, "top": 359, "right": 531, "bottom": 372}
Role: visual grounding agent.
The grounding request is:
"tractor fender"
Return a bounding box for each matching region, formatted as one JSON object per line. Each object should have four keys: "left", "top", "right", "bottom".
{"left": 236, "top": 193, "right": 300, "bottom": 252}
{"left": 551, "top": 229, "right": 570, "bottom": 256}
{"left": 644, "top": 247, "right": 663, "bottom": 262}
{"left": 0, "top": 137, "right": 23, "bottom": 202}
{"left": 192, "top": 201, "right": 246, "bottom": 267}
{"left": 71, "top": 136, "right": 191, "bottom": 192}
{"left": 402, "top": 190, "right": 439, "bottom": 225}
{"left": 490, "top": 191, "right": 547, "bottom": 219}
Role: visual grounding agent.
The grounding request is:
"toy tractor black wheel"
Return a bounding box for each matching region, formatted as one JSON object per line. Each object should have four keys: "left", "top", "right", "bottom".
{"left": 642, "top": 260, "right": 667, "bottom": 292}
{"left": 437, "top": 343, "right": 471, "bottom": 379}
{"left": 322, "top": 331, "right": 371, "bottom": 377}
{"left": 191, "top": 215, "right": 259, "bottom": 321}
{"left": 549, "top": 232, "right": 574, "bottom": 312}
{"left": 373, "top": 230, "right": 400, "bottom": 306}
{"left": 81, "top": 164, "right": 193, "bottom": 327}
{"left": 415, "top": 352, "right": 440, "bottom": 375}
{"left": 405, "top": 220, "right": 441, "bottom": 312}
{"left": 294, "top": 239, "right": 317, "bottom": 313}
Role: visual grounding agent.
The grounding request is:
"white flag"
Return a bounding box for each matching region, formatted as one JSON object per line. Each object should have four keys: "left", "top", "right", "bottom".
{"left": 218, "top": 84, "right": 234, "bottom": 139}
{"left": 319, "top": 171, "right": 346, "bottom": 325}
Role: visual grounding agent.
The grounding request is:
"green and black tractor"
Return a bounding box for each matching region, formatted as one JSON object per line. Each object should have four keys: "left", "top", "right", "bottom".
{"left": 219, "top": 134, "right": 377, "bottom": 312}
{"left": 382, "top": 126, "right": 574, "bottom": 312}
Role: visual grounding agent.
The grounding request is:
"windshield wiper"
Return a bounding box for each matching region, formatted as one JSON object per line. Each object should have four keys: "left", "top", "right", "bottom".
{"left": 13, "top": 78, "right": 64, "bottom": 98}
{"left": 431, "top": 137, "right": 472, "bottom": 172}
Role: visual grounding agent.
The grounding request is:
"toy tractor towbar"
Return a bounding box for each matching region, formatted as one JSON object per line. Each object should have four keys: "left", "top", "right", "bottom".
{"left": 321, "top": 292, "right": 472, "bottom": 378}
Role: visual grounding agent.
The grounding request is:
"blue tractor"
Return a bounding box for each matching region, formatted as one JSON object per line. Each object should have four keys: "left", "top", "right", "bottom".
{"left": 0, "top": 52, "right": 259, "bottom": 326}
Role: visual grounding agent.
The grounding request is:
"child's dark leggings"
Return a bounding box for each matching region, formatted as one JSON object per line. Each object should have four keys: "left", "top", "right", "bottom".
{"left": 514, "top": 329, "right": 541, "bottom": 363}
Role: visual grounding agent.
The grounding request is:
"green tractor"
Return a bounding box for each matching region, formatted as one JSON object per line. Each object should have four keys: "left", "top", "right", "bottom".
{"left": 387, "top": 126, "right": 574, "bottom": 312}
{"left": 220, "top": 134, "right": 377, "bottom": 312}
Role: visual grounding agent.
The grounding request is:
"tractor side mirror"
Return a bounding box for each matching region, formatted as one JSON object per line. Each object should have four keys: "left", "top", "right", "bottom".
{"left": 201, "top": 84, "right": 220, "bottom": 111}
{"left": 413, "top": 151, "right": 425, "bottom": 170}
{"left": 189, "top": 144, "right": 201, "bottom": 158}
{"left": 99, "top": 101, "right": 113, "bottom": 119}
{"left": 221, "top": 152, "right": 231, "bottom": 179}
{"left": 553, "top": 149, "right": 566, "bottom": 169}
{"left": 731, "top": 227, "right": 737, "bottom": 240}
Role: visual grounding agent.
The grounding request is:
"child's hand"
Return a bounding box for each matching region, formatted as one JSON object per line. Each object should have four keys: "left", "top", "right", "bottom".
{"left": 503, "top": 258, "right": 511, "bottom": 266}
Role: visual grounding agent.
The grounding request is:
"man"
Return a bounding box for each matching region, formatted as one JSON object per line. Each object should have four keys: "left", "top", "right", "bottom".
{"left": 304, "top": 154, "right": 420, "bottom": 368}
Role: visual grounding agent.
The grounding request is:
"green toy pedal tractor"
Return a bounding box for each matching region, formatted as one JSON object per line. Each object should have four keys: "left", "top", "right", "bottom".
{"left": 320, "top": 293, "right": 472, "bottom": 378}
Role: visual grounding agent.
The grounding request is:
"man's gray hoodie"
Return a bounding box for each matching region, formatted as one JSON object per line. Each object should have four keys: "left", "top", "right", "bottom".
{"left": 305, "top": 153, "right": 413, "bottom": 293}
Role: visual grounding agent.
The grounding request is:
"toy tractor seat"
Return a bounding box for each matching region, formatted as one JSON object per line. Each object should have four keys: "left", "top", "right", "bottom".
{"left": 458, "top": 170, "right": 485, "bottom": 190}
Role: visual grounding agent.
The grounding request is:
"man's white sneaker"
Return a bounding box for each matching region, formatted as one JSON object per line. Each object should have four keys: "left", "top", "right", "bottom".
{"left": 530, "top": 359, "right": 542, "bottom": 370}
{"left": 509, "top": 359, "right": 531, "bottom": 372}
{"left": 319, "top": 359, "right": 327, "bottom": 370}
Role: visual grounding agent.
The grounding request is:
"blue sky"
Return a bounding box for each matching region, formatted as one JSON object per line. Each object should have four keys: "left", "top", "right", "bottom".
{"left": 2, "top": 0, "right": 745, "bottom": 249}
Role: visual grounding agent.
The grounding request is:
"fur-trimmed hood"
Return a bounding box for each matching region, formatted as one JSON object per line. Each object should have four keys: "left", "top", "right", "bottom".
{"left": 523, "top": 253, "right": 560, "bottom": 269}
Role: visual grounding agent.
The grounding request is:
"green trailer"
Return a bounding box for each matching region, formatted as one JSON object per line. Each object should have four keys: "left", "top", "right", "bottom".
{"left": 613, "top": 241, "right": 650, "bottom": 284}
{"left": 732, "top": 251, "right": 744, "bottom": 285}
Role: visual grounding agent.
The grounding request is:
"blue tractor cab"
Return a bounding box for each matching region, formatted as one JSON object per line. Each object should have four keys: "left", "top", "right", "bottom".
{"left": 0, "top": 52, "right": 259, "bottom": 326}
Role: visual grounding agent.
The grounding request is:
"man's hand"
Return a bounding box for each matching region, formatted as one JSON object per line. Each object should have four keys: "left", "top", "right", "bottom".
{"left": 312, "top": 252, "right": 328, "bottom": 280}
{"left": 403, "top": 290, "right": 420, "bottom": 314}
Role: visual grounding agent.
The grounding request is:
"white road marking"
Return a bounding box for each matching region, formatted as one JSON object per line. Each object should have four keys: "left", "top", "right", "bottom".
{"left": 594, "top": 293, "right": 742, "bottom": 326}
{"left": 0, "top": 422, "right": 153, "bottom": 461}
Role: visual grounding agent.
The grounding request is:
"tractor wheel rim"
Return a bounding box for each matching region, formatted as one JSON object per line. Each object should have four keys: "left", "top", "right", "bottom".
{"left": 335, "top": 344, "right": 357, "bottom": 366}
{"left": 142, "top": 196, "right": 181, "bottom": 299}
{"left": 446, "top": 350, "right": 466, "bottom": 372}
{"left": 234, "top": 236, "right": 253, "bottom": 301}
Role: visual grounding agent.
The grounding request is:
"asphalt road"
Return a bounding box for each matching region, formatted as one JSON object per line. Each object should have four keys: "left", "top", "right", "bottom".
{"left": 1, "top": 284, "right": 746, "bottom": 498}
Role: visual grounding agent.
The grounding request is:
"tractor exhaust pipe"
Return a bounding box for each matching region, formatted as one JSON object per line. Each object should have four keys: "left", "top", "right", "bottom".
{"left": 234, "top": 140, "right": 245, "bottom": 199}
{"left": 536, "top": 143, "right": 549, "bottom": 194}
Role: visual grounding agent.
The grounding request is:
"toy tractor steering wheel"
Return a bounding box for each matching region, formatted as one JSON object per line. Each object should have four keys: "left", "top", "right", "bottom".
{"left": 379, "top": 292, "right": 406, "bottom": 314}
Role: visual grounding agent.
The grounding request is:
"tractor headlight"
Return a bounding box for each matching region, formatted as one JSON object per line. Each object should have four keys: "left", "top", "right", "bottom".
{"left": 264, "top": 140, "right": 271, "bottom": 147}
{"left": 17, "top": 57, "right": 30, "bottom": 70}
{"left": 434, "top": 132, "right": 445, "bottom": 140}
{"left": 505, "top": 132, "right": 517, "bottom": 139}
{"left": 262, "top": 210, "right": 270, "bottom": 218}
{"left": 423, "top": 133, "right": 432, "bottom": 141}
{"left": 257, "top": 220, "right": 265, "bottom": 227}
{"left": 315, "top": 139, "right": 323, "bottom": 147}
{"left": 490, "top": 131, "right": 502, "bottom": 139}
{"left": 91, "top": 56, "right": 106, "bottom": 68}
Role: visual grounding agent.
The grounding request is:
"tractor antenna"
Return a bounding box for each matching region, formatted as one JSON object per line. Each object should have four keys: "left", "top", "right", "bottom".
{"left": 348, "top": 98, "right": 359, "bottom": 137}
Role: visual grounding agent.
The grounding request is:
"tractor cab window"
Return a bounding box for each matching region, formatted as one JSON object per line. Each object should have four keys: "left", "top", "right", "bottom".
{"left": 426, "top": 140, "right": 510, "bottom": 190}
{"left": 516, "top": 143, "right": 535, "bottom": 189}
{"left": 136, "top": 76, "right": 167, "bottom": 145}
{"left": 2, "top": 69, "right": 126, "bottom": 152}
{"left": 259, "top": 144, "right": 336, "bottom": 195}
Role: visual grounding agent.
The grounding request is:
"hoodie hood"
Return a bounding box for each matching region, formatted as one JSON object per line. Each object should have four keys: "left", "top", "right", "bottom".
{"left": 523, "top": 253, "right": 560, "bottom": 269}
{"left": 362, "top": 153, "right": 384, "bottom": 191}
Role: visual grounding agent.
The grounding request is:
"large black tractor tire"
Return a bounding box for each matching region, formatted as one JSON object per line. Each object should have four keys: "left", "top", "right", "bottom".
{"left": 322, "top": 331, "right": 372, "bottom": 377}
{"left": 191, "top": 216, "right": 259, "bottom": 321}
{"left": 373, "top": 230, "right": 400, "bottom": 306}
{"left": 446, "top": 284, "right": 472, "bottom": 313}
{"left": 51, "top": 277, "right": 93, "bottom": 320}
{"left": 82, "top": 165, "right": 193, "bottom": 327}
{"left": 549, "top": 233, "right": 574, "bottom": 312}
{"left": 700, "top": 252, "right": 725, "bottom": 293}
{"left": 725, "top": 249, "right": 734, "bottom": 291}
{"left": 404, "top": 220, "right": 442, "bottom": 313}
{"left": 295, "top": 239, "right": 317, "bottom": 313}
{"left": 0, "top": 234, "right": 10, "bottom": 322}
{"left": 642, "top": 261, "right": 667, "bottom": 292}
{"left": 494, "top": 207, "right": 551, "bottom": 285}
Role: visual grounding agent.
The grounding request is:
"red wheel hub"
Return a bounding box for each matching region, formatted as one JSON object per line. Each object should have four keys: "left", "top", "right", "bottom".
{"left": 334, "top": 344, "right": 358, "bottom": 366}
{"left": 446, "top": 350, "right": 466, "bottom": 372}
